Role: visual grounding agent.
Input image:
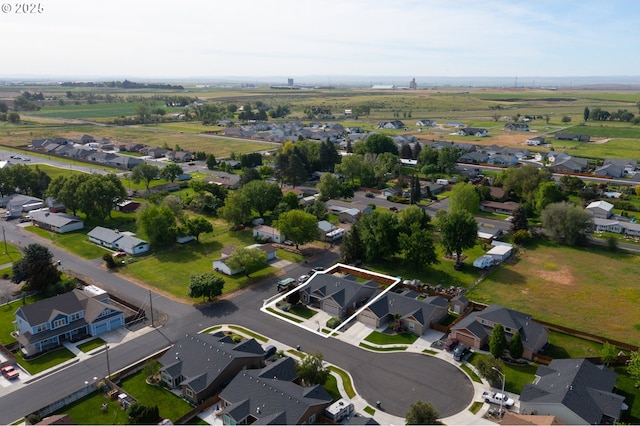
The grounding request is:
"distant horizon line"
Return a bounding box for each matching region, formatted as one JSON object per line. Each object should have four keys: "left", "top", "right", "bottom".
{"left": 2, "top": 74, "right": 640, "bottom": 87}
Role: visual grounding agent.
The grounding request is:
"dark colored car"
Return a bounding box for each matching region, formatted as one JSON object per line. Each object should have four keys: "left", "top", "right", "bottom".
{"left": 453, "top": 344, "right": 470, "bottom": 361}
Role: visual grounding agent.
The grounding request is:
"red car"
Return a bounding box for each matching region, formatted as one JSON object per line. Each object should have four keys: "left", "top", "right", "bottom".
{"left": 1, "top": 365, "right": 19, "bottom": 380}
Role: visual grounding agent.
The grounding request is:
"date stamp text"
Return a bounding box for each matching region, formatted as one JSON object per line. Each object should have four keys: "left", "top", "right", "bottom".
{"left": 1, "top": 3, "right": 45, "bottom": 13}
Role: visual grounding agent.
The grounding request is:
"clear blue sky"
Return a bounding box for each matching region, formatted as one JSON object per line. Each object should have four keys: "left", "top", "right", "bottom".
{"left": 2, "top": 0, "right": 639, "bottom": 80}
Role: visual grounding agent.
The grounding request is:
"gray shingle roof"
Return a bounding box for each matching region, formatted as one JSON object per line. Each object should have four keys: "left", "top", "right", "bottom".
{"left": 365, "top": 292, "right": 448, "bottom": 325}
{"left": 521, "top": 359, "right": 624, "bottom": 424}
{"left": 219, "top": 358, "right": 332, "bottom": 425}
{"left": 30, "top": 211, "right": 83, "bottom": 228}
{"left": 158, "top": 333, "right": 264, "bottom": 393}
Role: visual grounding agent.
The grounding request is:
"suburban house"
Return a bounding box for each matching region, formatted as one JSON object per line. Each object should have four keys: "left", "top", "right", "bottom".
{"left": 594, "top": 158, "right": 638, "bottom": 178}
{"left": 554, "top": 133, "right": 590, "bottom": 142}
{"left": 519, "top": 358, "right": 626, "bottom": 425}
{"left": 29, "top": 210, "right": 84, "bottom": 234}
{"left": 165, "top": 150, "right": 193, "bottom": 162}
{"left": 358, "top": 291, "right": 449, "bottom": 335}
{"left": 586, "top": 200, "right": 614, "bottom": 219}
{"left": 504, "top": 123, "right": 530, "bottom": 131}
{"left": 479, "top": 200, "right": 520, "bottom": 215}
{"left": 526, "top": 136, "right": 546, "bottom": 146}
{"left": 213, "top": 244, "right": 276, "bottom": 276}
{"left": 300, "top": 274, "right": 379, "bottom": 319}
{"left": 381, "top": 187, "right": 401, "bottom": 198}
{"left": 548, "top": 156, "right": 588, "bottom": 173}
{"left": 377, "top": 120, "right": 405, "bottom": 129}
{"left": 487, "top": 154, "right": 518, "bottom": 166}
{"left": 87, "top": 226, "right": 150, "bottom": 255}
{"left": 449, "top": 304, "right": 548, "bottom": 360}
{"left": 158, "top": 333, "right": 265, "bottom": 405}
{"left": 446, "top": 121, "right": 465, "bottom": 128}
{"left": 457, "top": 127, "right": 488, "bottom": 137}
{"left": 218, "top": 357, "right": 333, "bottom": 425}
{"left": 415, "top": 119, "right": 437, "bottom": 127}
{"left": 593, "top": 217, "right": 640, "bottom": 236}
{"left": 14, "top": 287, "right": 125, "bottom": 356}
{"left": 458, "top": 151, "right": 489, "bottom": 164}
{"left": 203, "top": 172, "right": 241, "bottom": 190}
{"left": 253, "top": 225, "right": 283, "bottom": 243}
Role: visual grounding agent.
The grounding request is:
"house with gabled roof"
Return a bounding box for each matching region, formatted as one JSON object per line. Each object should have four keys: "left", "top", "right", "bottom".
{"left": 300, "top": 274, "right": 379, "bottom": 319}
{"left": 526, "top": 136, "right": 546, "bottom": 146}
{"left": 87, "top": 226, "right": 150, "bottom": 255}
{"left": 459, "top": 151, "right": 489, "bottom": 164}
{"left": 14, "top": 288, "right": 125, "bottom": 356}
{"left": 29, "top": 210, "right": 84, "bottom": 234}
{"left": 554, "top": 133, "right": 590, "bottom": 142}
{"left": 586, "top": 200, "right": 614, "bottom": 219}
{"left": 213, "top": 244, "right": 276, "bottom": 276}
{"left": 449, "top": 304, "right": 548, "bottom": 360}
{"left": 218, "top": 357, "right": 332, "bottom": 425}
{"left": 158, "top": 332, "right": 265, "bottom": 405}
{"left": 519, "top": 358, "right": 626, "bottom": 425}
{"left": 457, "top": 127, "right": 488, "bottom": 137}
{"left": 415, "top": 119, "right": 437, "bottom": 127}
{"left": 487, "top": 154, "right": 518, "bottom": 166}
{"left": 358, "top": 291, "right": 449, "bottom": 335}
{"left": 548, "top": 156, "right": 588, "bottom": 173}
{"left": 504, "top": 123, "right": 530, "bottom": 131}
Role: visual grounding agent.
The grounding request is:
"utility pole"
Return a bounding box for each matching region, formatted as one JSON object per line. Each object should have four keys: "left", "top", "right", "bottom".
{"left": 2, "top": 226, "right": 7, "bottom": 255}
{"left": 149, "top": 290, "right": 155, "bottom": 327}
{"left": 492, "top": 367, "right": 506, "bottom": 417}
{"left": 105, "top": 343, "right": 111, "bottom": 379}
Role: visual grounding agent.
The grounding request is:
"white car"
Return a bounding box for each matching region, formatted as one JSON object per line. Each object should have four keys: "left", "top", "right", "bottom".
{"left": 482, "top": 391, "right": 514, "bottom": 408}
{"left": 297, "top": 275, "right": 310, "bottom": 283}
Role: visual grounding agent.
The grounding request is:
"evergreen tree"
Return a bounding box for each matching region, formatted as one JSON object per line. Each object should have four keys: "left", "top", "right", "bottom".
{"left": 510, "top": 206, "right": 529, "bottom": 232}
{"left": 509, "top": 331, "right": 524, "bottom": 359}
{"left": 490, "top": 324, "right": 507, "bottom": 359}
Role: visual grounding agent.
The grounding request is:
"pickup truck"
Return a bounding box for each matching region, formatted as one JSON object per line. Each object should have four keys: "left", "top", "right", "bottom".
{"left": 482, "top": 391, "right": 514, "bottom": 408}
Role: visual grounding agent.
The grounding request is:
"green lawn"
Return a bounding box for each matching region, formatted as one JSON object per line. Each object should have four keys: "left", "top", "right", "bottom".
{"left": 16, "top": 346, "right": 76, "bottom": 375}
{"left": 77, "top": 338, "right": 106, "bottom": 353}
{"left": 0, "top": 242, "right": 22, "bottom": 266}
{"left": 328, "top": 366, "right": 356, "bottom": 398}
{"left": 120, "top": 371, "right": 194, "bottom": 423}
{"left": 363, "top": 331, "right": 419, "bottom": 345}
{"left": 120, "top": 228, "right": 278, "bottom": 301}
{"left": 287, "top": 304, "right": 317, "bottom": 319}
{"left": 55, "top": 388, "right": 130, "bottom": 425}
{"left": 614, "top": 366, "right": 640, "bottom": 424}
{"left": 367, "top": 243, "right": 485, "bottom": 288}
{"left": 466, "top": 239, "right": 640, "bottom": 346}
{"left": 467, "top": 353, "right": 537, "bottom": 394}
{"left": 547, "top": 330, "right": 605, "bottom": 359}
{"left": 0, "top": 295, "right": 43, "bottom": 346}
{"left": 26, "top": 226, "right": 111, "bottom": 259}
{"left": 227, "top": 325, "right": 268, "bottom": 342}
{"left": 358, "top": 342, "right": 407, "bottom": 351}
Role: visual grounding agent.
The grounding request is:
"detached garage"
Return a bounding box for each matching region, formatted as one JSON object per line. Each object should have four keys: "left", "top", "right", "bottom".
{"left": 487, "top": 245, "right": 512, "bottom": 263}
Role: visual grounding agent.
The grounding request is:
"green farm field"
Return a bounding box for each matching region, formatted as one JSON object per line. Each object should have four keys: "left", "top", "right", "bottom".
{"left": 465, "top": 239, "right": 640, "bottom": 346}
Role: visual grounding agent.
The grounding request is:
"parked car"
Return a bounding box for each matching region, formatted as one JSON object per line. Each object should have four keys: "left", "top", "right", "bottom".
{"left": 365, "top": 191, "right": 374, "bottom": 198}
{"left": 264, "top": 345, "right": 277, "bottom": 359}
{"left": 1, "top": 365, "right": 19, "bottom": 380}
{"left": 444, "top": 339, "right": 459, "bottom": 351}
{"left": 283, "top": 240, "right": 294, "bottom": 246}
{"left": 453, "top": 344, "right": 470, "bottom": 361}
{"left": 297, "top": 275, "right": 310, "bottom": 283}
{"left": 310, "top": 266, "right": 324, "bottom": 272}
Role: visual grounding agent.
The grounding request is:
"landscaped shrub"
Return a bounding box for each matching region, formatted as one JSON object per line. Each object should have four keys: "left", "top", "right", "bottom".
{"left": 326, "top": 317, "right": 341, "bottom": 329}
{"left": 103, "top": 253, "right": 117, "bottom": 269}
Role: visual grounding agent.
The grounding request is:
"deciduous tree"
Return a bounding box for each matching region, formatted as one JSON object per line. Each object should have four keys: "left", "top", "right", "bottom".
{"left": 225, "top": 247, "right": 268, "bottom": 277}
{"left": 476, "top": 356, "right": 504, "bottom": 387}
{"left": 188, "top": 273, "right": 224, "bottom": 302}
{"left": 354, "top": 133, "right": 398, "bottom": 156}
{"left": 205, "top": 154, "right": 217, "bottom": 170}
{"left": 600, "top": 342, "right": 618, "bottom": 366}
{"left": 274, "top": 210, "right": 318, "bottom": 249}
{"left": 186, "top": 217, "right": 213, "bottom": 242}
{"left": 399, "top": 224, "right": 438, "bottom": 270}
{"left": 296, "top": 352, "right": 329, "bottom": 387}
{"left": 541, "top": 202, "right": 593, "bottom": 245}
{"left": 219, "top": 192, "right": 252, "bottom": 226}
{"left": 317, "top": 173, "right": 341, "bottom": 201}
{"left": 357, "top": 210, "right": 401, "bottom": 262}
{"left": 239, "top": 180, "right": 282, "bottom": 217}
{"left": 76, "top": 174, "right": 126, "bottom": 220}
{"left": 628, "top": 351, "right": 640, "bottom": 387}
{"left": 160, "top": 163, "right": 183, "bottom": 182}
{"left": 449, "top": 182, "right": 480, "bottom": 214}
{"left": 136, "top": 204, "right": 177, "bottom": 248}
{"left": 131, "top": 163, "right": 160, "bottom": 191}
{"left": 405, "top": 400, "right": 440, "bottom": 425}
{"left": 437, "top": 210, "right": 478, "bottom": 265}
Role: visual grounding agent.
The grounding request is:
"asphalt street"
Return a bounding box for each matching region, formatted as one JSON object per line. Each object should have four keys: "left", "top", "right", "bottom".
{"left": 0, "top": 223, "right": 474, "bottom": 423}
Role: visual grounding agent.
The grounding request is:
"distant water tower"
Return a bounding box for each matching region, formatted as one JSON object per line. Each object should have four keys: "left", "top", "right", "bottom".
{"left": 288, "top": 78, "right": 294, "bottom": 86}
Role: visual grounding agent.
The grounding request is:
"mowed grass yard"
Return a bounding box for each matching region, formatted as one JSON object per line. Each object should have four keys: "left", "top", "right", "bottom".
{"left": 466, "top": 239, "right": 640, "bottom": 346}
{"left": 120, "top": 226, "right": 278, "bottom": 301}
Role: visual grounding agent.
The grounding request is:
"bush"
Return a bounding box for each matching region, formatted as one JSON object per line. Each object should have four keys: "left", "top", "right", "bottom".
{"left": 326, "top": 317, "right": 341, "bottom": 329}
{"left": 511, "top": 229, "right": 531, "bottom": 245}
{"left": 103, "top": 253, "right": 117, "bottom": 269}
